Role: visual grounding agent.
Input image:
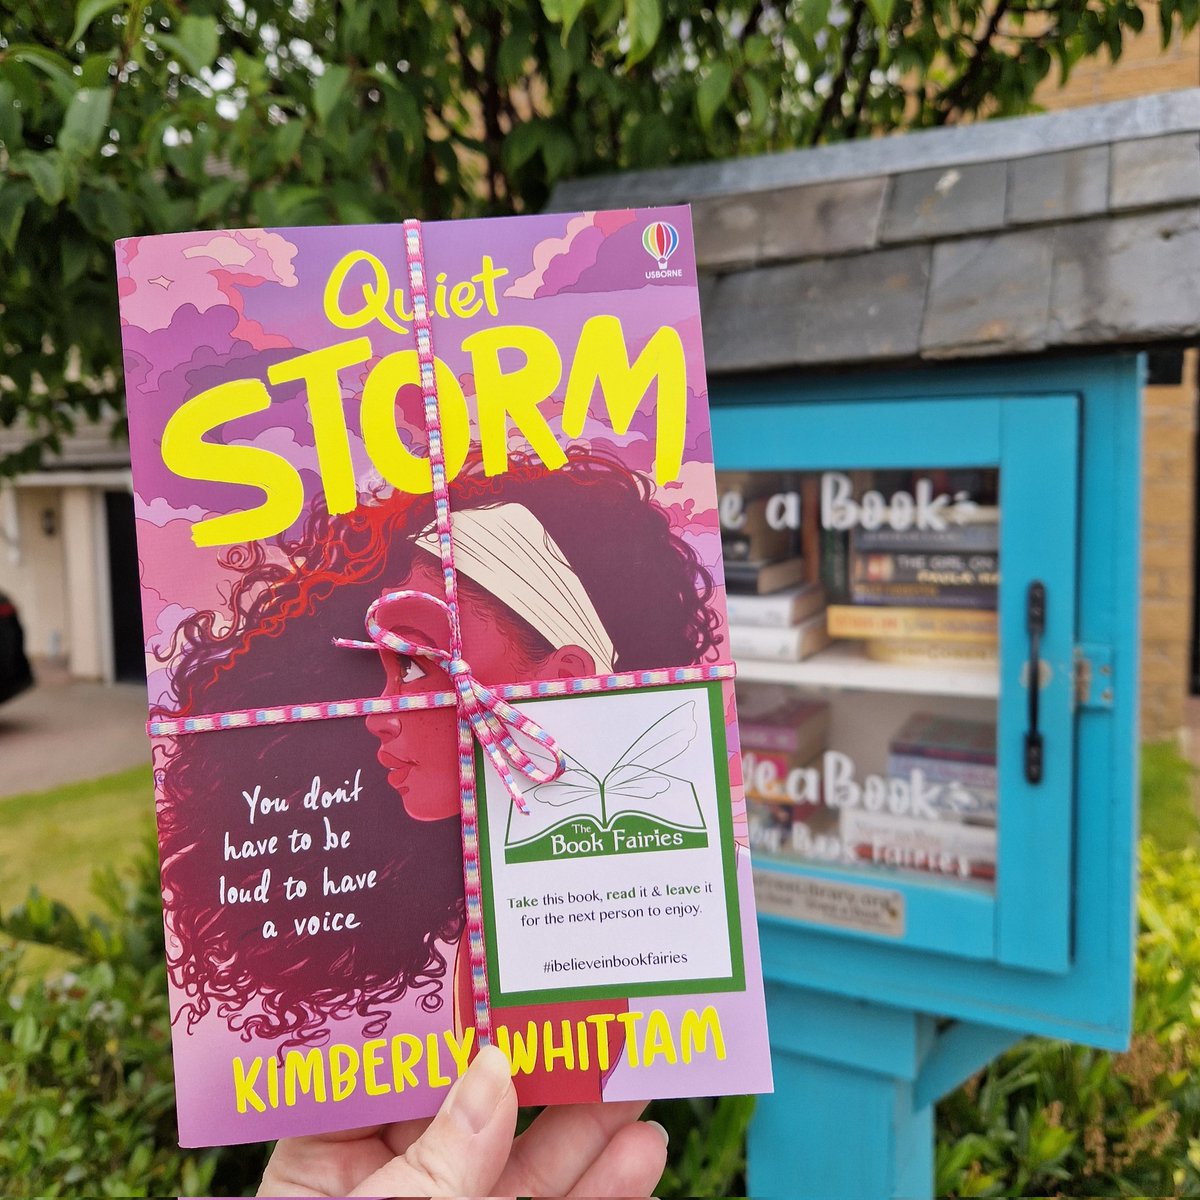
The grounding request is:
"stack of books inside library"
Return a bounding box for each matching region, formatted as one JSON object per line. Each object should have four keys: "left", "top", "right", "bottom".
{"left": 720, "top": 467, "right": 999, "bottom": 892}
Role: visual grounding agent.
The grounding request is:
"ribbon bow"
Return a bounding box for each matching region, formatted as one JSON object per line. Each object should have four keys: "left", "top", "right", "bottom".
{"left": 335, "top": 589, "right": 567, "bottom": 814}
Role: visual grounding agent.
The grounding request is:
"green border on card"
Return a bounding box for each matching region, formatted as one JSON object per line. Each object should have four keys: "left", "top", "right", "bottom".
{"left": 474, "top": 680, "right": 744, "bottom": 1007}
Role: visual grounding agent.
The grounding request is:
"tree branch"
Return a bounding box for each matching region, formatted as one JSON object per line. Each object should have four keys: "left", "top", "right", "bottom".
{"left": 807, "top": 0, "right": 866, "bottom": 145}
{"left": 932, "top": 0, "right": 1012, "bottom": 124}
{"left": 845, "top": 23, "right": 881, "bottom": 141}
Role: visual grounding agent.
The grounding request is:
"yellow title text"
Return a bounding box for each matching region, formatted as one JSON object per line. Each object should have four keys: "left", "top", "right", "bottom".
{"left": 162, "top": 251, "right": 688, "bottom": 548}
{"left": 231, "top": 1006, "right": 726, "bottom": 1114}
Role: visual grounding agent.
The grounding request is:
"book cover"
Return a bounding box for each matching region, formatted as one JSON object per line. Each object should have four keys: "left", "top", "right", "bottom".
{"left": 826, "top": 604, "right": 998, "bottom": 643}
{"left": 852, "top": 551, "right": 999, "bottom": 587}
{"left": 885, "top": 753, "right": 997, "bottom": 822}
{"left": 848, "top": 580, "right": 997, "bottom": 610}
{"left": 890, "top": 713, "right": 998, "bottom": 764}
{"left": 864, "top": 638, "right": 998, "bottom": 668}
{"left": 724, "top": 556, "right": 807, "bottom": 595}
{"left": 736, "top": 683, "right": 830, "bottom": 760}
{"left": 729, "top": 612, "right": 830, "bottom": 662}
{"left": 115, "top": 208, "right": 772, "bottom": 1147}
{"left": 851, "top": 522, "right": 1000, "bottom": 554}
{"left": 725, "top": 581, "right": 826, "bottom": 628}
{"left": 840, "top": 809, "right": 997, "bottom": 881}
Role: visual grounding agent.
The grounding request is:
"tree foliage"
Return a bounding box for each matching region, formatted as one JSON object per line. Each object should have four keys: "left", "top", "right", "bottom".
{"left": 1, "top": 0, "right": 1196, "bottom": 471}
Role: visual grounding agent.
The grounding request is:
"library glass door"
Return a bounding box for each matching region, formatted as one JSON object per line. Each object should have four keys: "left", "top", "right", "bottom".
{"left": 715, "top": 396, "right": 1079, "bottom": 972}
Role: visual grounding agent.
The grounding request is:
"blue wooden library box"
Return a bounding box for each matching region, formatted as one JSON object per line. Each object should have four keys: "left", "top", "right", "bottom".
{"left": 712, "top": 354, "right": 1141, "bottom": 1196}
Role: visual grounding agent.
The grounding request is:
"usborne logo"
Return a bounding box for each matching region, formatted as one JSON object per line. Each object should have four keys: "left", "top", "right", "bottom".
{"left": 504, "top": 701, "right": 708, "bottom": 863}
{"left": 642, "top": 221, "right": 683, "bottom": 279}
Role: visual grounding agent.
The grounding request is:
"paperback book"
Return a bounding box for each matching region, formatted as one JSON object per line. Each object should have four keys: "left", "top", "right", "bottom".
{"left": 115, "top": 208, "right": 772, "bottom": 1146}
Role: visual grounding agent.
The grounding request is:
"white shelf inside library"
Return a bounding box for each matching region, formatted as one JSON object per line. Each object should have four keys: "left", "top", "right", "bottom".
{"left": 733, "top": 639, "right": 998, "bottom": 700}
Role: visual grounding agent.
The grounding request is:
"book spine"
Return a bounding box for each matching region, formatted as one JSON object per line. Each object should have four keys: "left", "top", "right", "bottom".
{"left": 888, "top": 742, "right": 996, "bottom": 765}
{"left": 864, "top": 639, "right": 998, "bottom": 667}
{"left": 820, "top": 527, "right": 850, "bottom": 602}
{"left": 849, "top": 581, "right": 997, "bottom": 609}
{"left": 739, "top": 718, "right": 825, "bottom": 756}
{"left": 826, "top": 604, "right": 997, "bottom": 642}
{"left": 726, "top": 594, "right": 794, "bottom": 628}
{"left": 840, "top": 809, "right": 997, "bottom": 876}
{"left": 731, "top": 615, "right": 829, "bottom": 662}
{"left": 725, "top": 590, "right": 821, "bottom": 627}
{"left": 853, "top": 524, "right": 1000, "bottom": 553}
{"left": 730, "top": 625, "right": 803, "bottom": 661}
{"left": 852, "top": 551, "right": 999, "bottom": 586}
{"left": 887, "top": 752, "right": 998, "bottom": 792}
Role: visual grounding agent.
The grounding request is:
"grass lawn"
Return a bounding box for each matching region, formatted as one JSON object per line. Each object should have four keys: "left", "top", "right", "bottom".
{"left": 1141, "top": 740, "right": 1200, "bottom": 852}
{"left": 0, "top": 765, "right": 156, "bottom": 914}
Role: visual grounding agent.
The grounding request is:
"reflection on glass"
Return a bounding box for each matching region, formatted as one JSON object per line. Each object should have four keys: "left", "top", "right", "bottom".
{"left": 720, "top": 467, "right": 1000, "bottom": 893}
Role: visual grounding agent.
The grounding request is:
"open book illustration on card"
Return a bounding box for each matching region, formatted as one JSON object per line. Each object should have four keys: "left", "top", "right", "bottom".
{"left": 504, "top": 700, "right": 709, "bottom": 863}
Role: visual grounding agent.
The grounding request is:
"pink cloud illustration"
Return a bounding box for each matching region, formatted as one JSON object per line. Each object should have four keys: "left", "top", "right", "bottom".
{"left": 504, "top": 211, "right": 638, "bottom": 300}
{"left": 117, "top": 229, "right": 299, "bottom": 348}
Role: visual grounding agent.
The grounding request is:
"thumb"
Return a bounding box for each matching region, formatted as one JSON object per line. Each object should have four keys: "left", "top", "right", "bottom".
{"left": 352, "top": 1044, "right": 517, "bottom": 1198}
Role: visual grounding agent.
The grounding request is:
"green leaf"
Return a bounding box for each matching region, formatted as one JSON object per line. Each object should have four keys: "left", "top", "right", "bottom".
{"left": 58, "top": 89, "right": 113, "bottom": 160}
{"left": 696, "top": 61, "right": 732, "bottom": 130}
{"left": 272, "top": 119, "right": 304, "bottom": 165}
{"left": 624, "top": 0, "right": 662, "bottom": 65}
{"left": 543, "top": 0, "right": 589, "bottom": 40}
{"left": 0, "top": 81, "right": 21, "bottom": 147}
{"left": 312, "top": 63, "right": 351, "bottom": 125}
{"left": 0, "top": 182, "right": 32, "bottom": 251}
{"left": 745, "top": 72, "right": 769, "bottom": 131}
{"left": 796, "top": 0, "right": 834, "bottom": 38}
{"left": 864, "top": 0, "right": 895, "bottom": 25}
{"left": 157, "top": 15, "right": 221, "bottom": 77}
{"left": 498, "top": 31, "right": 531, "bottom": 83}
{"left": 503, "top": 120, "right": 545, "bottom": 173}
{"left": 7, "top": 44, "right": 77, "bottom": 102}
{"left": 70, "top": 0, "right": 123, "bottom": 46}
{"left": 13, "top": 151, "right": 67, "bottom": 206}
{"left": 541, "top": 125, "right": 576, "bottom": 179}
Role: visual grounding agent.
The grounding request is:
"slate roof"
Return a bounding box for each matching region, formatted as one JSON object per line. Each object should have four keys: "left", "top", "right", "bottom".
{"left": 551, "top": 89, "right": 1200, "bottom": 374}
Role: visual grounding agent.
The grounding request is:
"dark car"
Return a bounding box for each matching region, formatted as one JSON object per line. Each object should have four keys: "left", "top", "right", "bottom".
{"left": 0, "top": 591, "right": 33, "bottom": 705}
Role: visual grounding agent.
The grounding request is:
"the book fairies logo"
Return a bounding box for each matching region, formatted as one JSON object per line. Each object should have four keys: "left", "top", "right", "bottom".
{"left": 504, "top": 701, "right": 708, "bottom": 863}
{"left": 642, "top": 221, "right": 683, "bottom": 280}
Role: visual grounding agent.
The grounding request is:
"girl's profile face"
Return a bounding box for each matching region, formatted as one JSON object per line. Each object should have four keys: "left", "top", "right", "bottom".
{"left": 364, "top": 556, "right": 596, "bottom": 822}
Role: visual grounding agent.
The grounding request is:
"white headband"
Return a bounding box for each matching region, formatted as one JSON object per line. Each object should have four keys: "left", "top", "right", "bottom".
{"left": 414, "top": 503, "right": 617, "bottom": 674}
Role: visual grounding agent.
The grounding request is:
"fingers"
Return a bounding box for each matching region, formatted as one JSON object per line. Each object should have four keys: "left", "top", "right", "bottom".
{"left": 259, "top": 1127, "right": 393, "bottom": 1198}
{"left": 566, "top": 1119, "right": 670, "bottom": 1198}
{"left": 494, "top": 1099, "right": 651, "bottom": 1197}
{"left": 351, "top": 1044, "right": 518, "bottom": 1198}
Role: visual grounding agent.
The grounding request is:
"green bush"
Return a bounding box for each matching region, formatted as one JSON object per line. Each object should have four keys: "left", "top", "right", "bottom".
{"left": 936, "top": 837, "right": 1200, "bottom": 1197}
{"left": 5, "top": 757, "right": 1199, "bottom": 1197}
{"left": 0, "top": 843, "right": 747, "bottom": 1197}
{"left": 0, "top": 851, "right": 268, "bottom": 1197}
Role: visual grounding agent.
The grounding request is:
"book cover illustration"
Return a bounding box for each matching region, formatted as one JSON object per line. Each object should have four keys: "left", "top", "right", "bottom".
{"left": 115, "top": 208, "right": 772, "bottom": 1147}
{"left": 504, "top": 697, "right": 710, "bottom": 862}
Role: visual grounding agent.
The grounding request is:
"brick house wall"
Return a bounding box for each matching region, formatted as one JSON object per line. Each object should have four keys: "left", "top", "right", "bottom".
{"left": 1038, "top": 26, "right": 1200, "bottom": 742}
{"left": 1140, "top": 350, "right": 1198, "bottom": 740}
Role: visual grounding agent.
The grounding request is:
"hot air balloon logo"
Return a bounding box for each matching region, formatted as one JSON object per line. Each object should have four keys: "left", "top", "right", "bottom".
{"left": 642, "top": 221, "right": 680, "bottom": 270}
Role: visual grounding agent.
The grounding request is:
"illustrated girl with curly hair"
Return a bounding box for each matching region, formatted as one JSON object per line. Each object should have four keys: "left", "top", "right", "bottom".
{"left": 156, "top": 453, "right": 720, "bottom": 1102}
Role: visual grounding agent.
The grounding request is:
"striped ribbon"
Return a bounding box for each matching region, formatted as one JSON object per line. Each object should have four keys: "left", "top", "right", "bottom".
{"left": 149, "top": 217, "right": 736, "bottom": 1047}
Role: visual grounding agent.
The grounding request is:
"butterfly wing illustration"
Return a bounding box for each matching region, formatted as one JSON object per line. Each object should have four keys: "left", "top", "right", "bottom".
{"left": 525, "top": 744, "right": 602, "bottom": 808}
{"left": 602, "top": 701, "right": 698, "bottom": 800}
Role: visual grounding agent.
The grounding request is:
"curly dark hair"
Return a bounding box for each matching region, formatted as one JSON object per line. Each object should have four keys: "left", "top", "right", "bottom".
{"left": 154, "top": 453, "right": 720, "bottom": 1049}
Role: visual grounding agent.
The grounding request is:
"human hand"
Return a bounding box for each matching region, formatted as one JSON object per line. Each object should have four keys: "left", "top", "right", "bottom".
{"left": 258, "top": 1044, "right": 669, "bottom": 1198}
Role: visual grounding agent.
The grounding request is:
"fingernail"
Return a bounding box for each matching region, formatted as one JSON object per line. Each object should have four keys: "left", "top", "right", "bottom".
{"left": 446, "top": 1044, "right": 512, "bottom": 1134}
{"left": 645, "top": 1119, "right": 670, "bottom": 1147}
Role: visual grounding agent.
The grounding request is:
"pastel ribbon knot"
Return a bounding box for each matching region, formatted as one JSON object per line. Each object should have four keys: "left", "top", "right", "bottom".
{"left": 334, "top": 589, "right": 567, "bottom": 815}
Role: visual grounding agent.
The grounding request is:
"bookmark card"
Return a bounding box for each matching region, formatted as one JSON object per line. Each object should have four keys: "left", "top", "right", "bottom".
{"left": 115, "top": 208, "right": 772, "bottom": 1147}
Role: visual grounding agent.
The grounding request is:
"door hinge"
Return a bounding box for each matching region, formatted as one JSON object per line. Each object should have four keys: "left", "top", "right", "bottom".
{"left": 1074, "top": 643, "right": 1114, "bottom": 710}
